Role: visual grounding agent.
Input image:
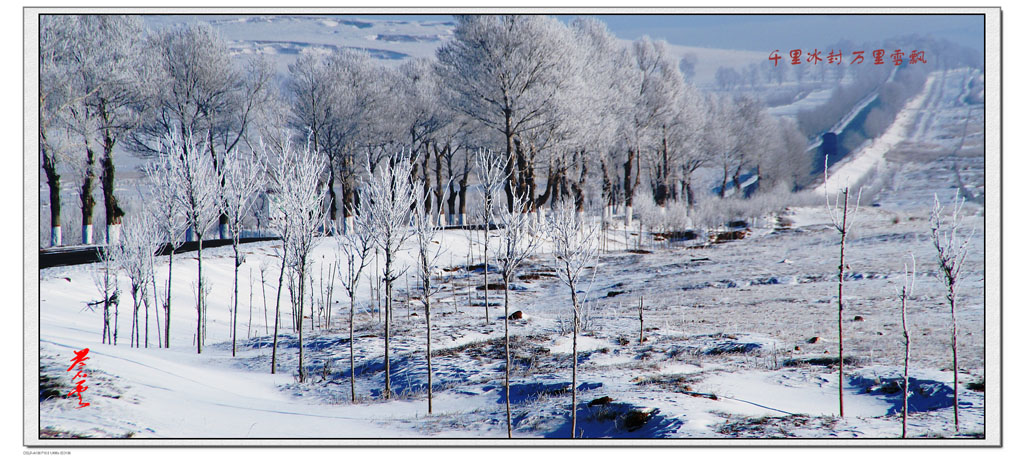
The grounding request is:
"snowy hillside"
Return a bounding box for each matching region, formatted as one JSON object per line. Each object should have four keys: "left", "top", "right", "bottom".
{"left": 34, "top": 13, "right": 991, "bottom": 444}
{"left": 143, "top": 15, "right": 456, "bottom": 75}
{"left": 37, "top": 64, "right": 988, "bottom": 440}
{"left": 142, "top": 14, "right": 765, "bottom": 86}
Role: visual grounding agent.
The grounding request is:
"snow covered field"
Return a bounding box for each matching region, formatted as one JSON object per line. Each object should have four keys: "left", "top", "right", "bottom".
{"left": 35, "top": 63, "right": 990, "bottom": 442}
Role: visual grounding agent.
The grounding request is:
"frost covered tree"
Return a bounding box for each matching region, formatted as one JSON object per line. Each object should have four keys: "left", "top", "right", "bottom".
{"left": 42, "top": 15, "right": 148, "bottom": 245}
{"left": 619, "top": 37, "right": 683, "bottom": 224}
{"left": 362, "top": 153, "right": 417, "bottom": 399}
{"left": 79, "top": 16, "right": 147, "bottom": 245}
{"left": 91, "top": 245, "right": 120, "bottom": 344}
{"left": 706, "top": 95, "right": 758, "bottom": 199}
{"left": 39, "top": 15, "right": 77, "bottom": 247}
{"left": 133, "top": 23, "right": 273, "bottom": 238}
{"left": 653, "top": 83, "right": 706, "bottom": 207}
{"left": 142, "top": 158, "right": 187, "bottom": 348}
{"left": 289, "top": 49, "right": 399, "bottom": 232}
{"left": 287, "top": 49, "right": 384, "bottom": 229}
{"left": 39, "top": 15, "right": 146, "bottom": 246}
{"left": 265, "top": 139, "right": 327, "bottom": 382}
{"left": 474, "top": 149, "right": 509, "bottom": 325}
{"left": 929, "top": 192, "right": 974, "bottom": 432}
{"left": 287, "top": 51, "right": 336, "bottom": 222}
{"left": 546, "top": 205, "right": 600, "bottom": 439}
{"left": 435, "top": 15, "right": 580, "bottom": 213}
{"left": 824, "top": 159, "right": 862, "bottom": 418}
{"left": 757, "top": 116, "right": 810, "bottom": 193}
{"left": 397, "top": 58, "right": 447, "bottom": 218}
{"left": 165, "top": 130, "right": 220, "bottom": 354}
{"left": 219, "top": 148, "right": 267, "bottom": 357}
{"left": 110, "top": 210, "right": 161, "bottom": 348}
{"left": 335, "top": 200, "right": 375, "bottom": 402}
{"left": 517, "top": 18, "right": 622, "bottom": 220}
{"left": 412, "top": 183, "right": 448, "bottom": 414}
{"left": 495, "top": 191, "right": 541, "bottom": 437}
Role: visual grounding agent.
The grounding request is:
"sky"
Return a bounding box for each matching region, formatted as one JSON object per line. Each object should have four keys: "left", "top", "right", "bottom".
{"left": 354, "top": 13, "right": 985, "bottom": 53}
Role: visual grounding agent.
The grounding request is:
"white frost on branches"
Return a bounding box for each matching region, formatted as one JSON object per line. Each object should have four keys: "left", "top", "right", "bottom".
{"left": 361, "top": 152, "right": 418, "bottom": 399}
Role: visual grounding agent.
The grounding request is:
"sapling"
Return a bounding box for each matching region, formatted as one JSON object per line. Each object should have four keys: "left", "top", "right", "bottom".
{"left": 248, "top": 266, "right": 254, "bottom": 339}
{"left": 898, "top": 253, "right": 916, "bottom": 438}
{"left": 638, "top": 296, "right": 645, "bottom": 344}
{"left": 91, "top": 246, "right": 120, "bottom": 345}
{"left": 412, "top": 182, "right": 448, "bottom": 414}
{"left": 110, "top": 210, "right": 161, "bottom": 348}
{"left": 165, "top": 130, "right": 220, "bottom": 354}
{"left": 266, "top": 138, "right": 327, "bottom": 380}
{"left": 929, "top": 192, "right": 974, "bottom": 432}
{"left": 496, "top": 191, "right": 541, "bottom": 438}
{"left": 335, "top": 201, "right": 374, "bottom": 403}
{"left": 219, "top": 147, "right": 266, "bottom": 357}
{"left": 260, "top": 261, "right": 270, "bottom": 336}
{"left": 475, "top": 149, "right": 509, "bottom": 325}
{"left": 824, "top": 157, "right": 862, "bottom": 417}
{"left": 280, "top": 141, "right": 327, "bottom": 383}
{"left": 143, "top": 158, "right": 186, "bottom": 348}
{"left": 547, "top": 205, "right": 600, "bottom": 439}
{"left": 362, "top": 153, "right": 417, "bottom": 399}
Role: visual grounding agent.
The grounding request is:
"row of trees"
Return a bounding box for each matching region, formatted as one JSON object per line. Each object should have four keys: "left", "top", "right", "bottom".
{"left": 95, "top": 129, "right": 601, "bottom": 438}
{"left": 41, "top": 15, "right": 816, "bottom": 249}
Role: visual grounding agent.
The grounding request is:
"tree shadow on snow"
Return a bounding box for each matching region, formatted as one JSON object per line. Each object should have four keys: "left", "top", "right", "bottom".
{"left": 484, "top": 381, "right": 603, "bottom": 405}
{"left": 542, "top": 402, "right": 683, "bottom": 438}
{"left": 848, "top": 375, "right": 960, "bottom": 415}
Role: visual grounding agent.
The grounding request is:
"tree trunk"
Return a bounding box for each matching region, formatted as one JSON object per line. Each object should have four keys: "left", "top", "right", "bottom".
{"left": 350, "top": 295, "right": 356, "bottom": 402}
{"left": 80, "top": 143, "right": 97, "bottom": 245}
{"left": 639, "top": 296, "right": 644, "bottom": 344}
{"left": 571, "top": 287, "right": 580, "bottom": 439}
{"left": 732, "top": 167, "right": 743, "bottom": 199}
{"left": 483, "top": 222, "right": 490, "bottom": 326}
{"left": 232, "top": 243, "right": 240, "bottom": 357}
{"left": 425, "top": 277, "right": 433, "bottom": 414}
{"left": 341, "top": 154, "right": 356, "bottom": 232}
{"left": 901, "top": 286, "right": 910, "bottom": 438}
{"left": 327, "top": 155, "right": 338, "bottom": 227}
{"left": 459, "top": 153, "right": 470, "bottom": 226}
{"left": 42, "top": 140, "right": 62, "bottom": 247}
{"left": 384, "top": 250, "right": 393, "bottom": 399}
{"left": 130, "top": 287, "right": 138, "bottom": 348}
{"left": 144, "top": 285, "right": 150, "bottom": 348}
{"left": 434, "top": 145, "right": 445, "bottom": 226}
{"left": 196, "top": 240, "right": 206, "bottom": 353}
{"left": 600, "top": 158, "right": 613, "bottom": 214}
{"left": 623, "top": 149, "right": 638, "bottom": 227}
{"left": 719, "top": 164, "right": 729, "bottom": 199}
{"left": 535, "top": 164, "right": 558, "bottom": 211}
{"left": 950, "top": 285, "right": 959, "bottom": 431}
{"left": 837, "top": 190, "right": 848, "bottom": 418}
{"left": 503, "top": 111, "right": 515, "bottom": 213}
{"left": 683, "top": 180, "right": 696, "bottom": 208}
{"left": 447, "top": 173, "right": 458, "bottom": 225}
{"left": 504, "top": 274, "right": 512, "bottom": 438}
{"left": 100, "top": 130, "right": 124, "bottom": 241}
{"left": 166, "top": 249, "right": 173, "bottom": 348}
{"left": 271, "top": 244, "right": 288, "bottom": 373}
{"left": 297, "top": 258, "right": 307, "bottom": 383}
